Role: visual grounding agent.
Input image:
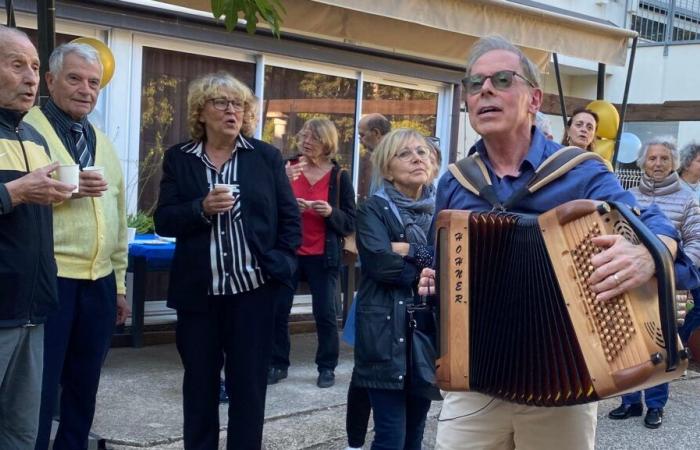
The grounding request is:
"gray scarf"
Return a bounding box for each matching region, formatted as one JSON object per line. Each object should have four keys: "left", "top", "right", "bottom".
{"left": 638, "top": 172, "right": 681, "bottom": 197}
{"left": 383, "top": 180, "right": 435, "bottom": 245}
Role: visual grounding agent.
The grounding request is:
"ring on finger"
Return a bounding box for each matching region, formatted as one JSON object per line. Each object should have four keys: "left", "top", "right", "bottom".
{"left": 613, "top": 273, "right": 621, "bottom": 286}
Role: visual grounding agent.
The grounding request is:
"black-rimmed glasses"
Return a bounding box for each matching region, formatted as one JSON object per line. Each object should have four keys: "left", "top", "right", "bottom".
{"left": 207, "top": 98, "right": 244, "bottom": 112}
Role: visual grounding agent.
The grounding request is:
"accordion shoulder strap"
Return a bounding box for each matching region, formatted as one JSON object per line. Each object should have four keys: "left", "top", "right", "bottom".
{"left": 448, "top": 153, "right": 504, "bottom": 210}
{"left": 528, "top": 146, "right": 610, "bottom": 194}
{"left": 448, "top": 145, "right": 610, "bottom": 210}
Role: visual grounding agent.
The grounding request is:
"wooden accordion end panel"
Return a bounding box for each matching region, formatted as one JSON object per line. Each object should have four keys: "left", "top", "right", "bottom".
{"left": 434, "top": 200, "right": 687, "bottom": 407}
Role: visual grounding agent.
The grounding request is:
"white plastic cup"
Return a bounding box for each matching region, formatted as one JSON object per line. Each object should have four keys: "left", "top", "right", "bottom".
{"left": 57, "top": 164, "right": 79, "bottom": 193}
{"left": 83, "top": 165, "right": 104, "bottom": 177}
{"left": 213, "top": 183, "right": 237, "bottom": 196}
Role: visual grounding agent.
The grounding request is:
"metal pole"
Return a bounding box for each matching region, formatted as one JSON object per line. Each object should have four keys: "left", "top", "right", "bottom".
{"left": 5, "top": 0, "right": 15, "bottom": 27}
{"left": 597, "top": 63, "right": 606, "bottom": 100}
{"left": 552, "top": 53, "right": 567, "bottom": 128}
{"left": 612, "top": 36, "right": 638, "bottom": 168}
{"left": 37, "top": 0, "right": 56, "bottom": 106}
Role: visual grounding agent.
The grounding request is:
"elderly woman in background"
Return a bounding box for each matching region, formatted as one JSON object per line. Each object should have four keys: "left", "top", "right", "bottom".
{"left": 679, "top": 142, "right": 700, "bottom": 198}
{"left": 268, "top": 118, "right": 356, "bottom": 388}
{"left": 353, "top": 128, "right": 436, "bottom": 449}
{"left": 154, "top": 72, "right": 300, "bottom": 449}
{"left": 608, "top": 136, "right": 700, "bottom": 430}
{"left": 561, "top": 108, "right": 598, "bottom": 151}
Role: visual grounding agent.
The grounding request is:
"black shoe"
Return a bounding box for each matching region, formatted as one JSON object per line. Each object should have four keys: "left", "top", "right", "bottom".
{"left": 218, "top": 379, "right": 228, "bottom": 403}
{"left": 267, "top": 367, "right": 288, "bottom": 385}
{"left": 608, "top": 403, "right": 643, "bottom": 420}
{"left": 644, "top": 408, "right": 663, "bottom": 429}
{"left": 317, "top": 369, "right": 335, "bottom": 388}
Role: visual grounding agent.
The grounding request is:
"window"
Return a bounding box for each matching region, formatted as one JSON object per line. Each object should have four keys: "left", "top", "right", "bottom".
{"left": 357, "top": 81, "right": 438, "bottom": 199}
{"left": 137, "top": 47, "right": 255, "bottom": 213}
{"left": 262, "top": 66, "right": 357, "bottom": 168}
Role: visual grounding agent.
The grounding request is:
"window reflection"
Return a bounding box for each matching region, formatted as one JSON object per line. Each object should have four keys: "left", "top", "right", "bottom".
{"left": 262, "top": 67, "right": 357, "bottom": 171}
{"left": 138, "top": 47, "right": 255, "bottom": 213}
{"left": 358, "top": 82, "right": 438, "bottom": 200}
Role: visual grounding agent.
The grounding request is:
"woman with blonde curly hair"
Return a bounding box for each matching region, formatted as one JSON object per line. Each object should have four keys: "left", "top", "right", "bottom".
{"left": 154, "top": 72, "right": 300, "bottom": 449}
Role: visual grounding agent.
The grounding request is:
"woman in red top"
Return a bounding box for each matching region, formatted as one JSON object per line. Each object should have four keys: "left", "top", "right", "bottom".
{"left": 269, "top": 118, "right": 356, "bottom": 388}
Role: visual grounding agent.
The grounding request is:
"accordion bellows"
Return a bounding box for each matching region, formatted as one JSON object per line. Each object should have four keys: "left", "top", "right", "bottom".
{"left": 435, "top": 199, "right": 688, "bottom": 407}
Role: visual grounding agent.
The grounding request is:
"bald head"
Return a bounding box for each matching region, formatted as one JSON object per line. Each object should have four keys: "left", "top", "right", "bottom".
{"left": 358, "top": 113, "right": 391, "bottom": 152}
{"left": 0, "top": 26, "right": 40, "bottom": 112}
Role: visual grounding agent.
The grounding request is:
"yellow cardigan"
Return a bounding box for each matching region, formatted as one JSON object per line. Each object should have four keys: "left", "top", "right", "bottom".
{"left": 24, "top": 107, "right": 127, "bottom": 295}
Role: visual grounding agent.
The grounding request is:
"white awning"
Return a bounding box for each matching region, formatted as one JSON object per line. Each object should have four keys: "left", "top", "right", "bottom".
{"left": 161, "top": 0, "right": 636, "bottom": 68}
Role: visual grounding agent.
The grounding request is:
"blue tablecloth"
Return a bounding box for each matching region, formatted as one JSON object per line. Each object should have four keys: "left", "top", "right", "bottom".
{"left": 128, "top": 234, "right": 175, "bottom": 271}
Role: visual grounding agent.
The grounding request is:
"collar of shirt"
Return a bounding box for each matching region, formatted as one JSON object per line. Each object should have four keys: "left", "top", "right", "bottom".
{"left": 41, "top": 98, "right": 91, "bottom": 135}
{"left": 469, "top": 126, "right": 547, "bottom": 178}
{"left": 188, "top": 134, "right": 254, "bottom": 167}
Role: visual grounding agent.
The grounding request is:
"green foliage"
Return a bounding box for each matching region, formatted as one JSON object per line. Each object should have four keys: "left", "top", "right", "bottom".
{"left": 127, "top": 212, "right": 154, "bottom": 234}
{"left": 139, "top": 75, "right": 179, "bottom": 215}
{"left": 210, "top": 0, "right": 286, "bottom": 37}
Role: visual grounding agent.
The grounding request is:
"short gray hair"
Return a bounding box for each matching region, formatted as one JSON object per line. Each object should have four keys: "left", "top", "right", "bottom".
{"left": 465, "top": 35, "right": 541, "bottom": 88}
{"left": 679, "top": 142, "right": 700, "bottom": 174}
{"left": 49, "top": 43, "right": 102, "bottom": 75}
{"left": 637, "top": 136, "right": 680, "bottom": 171}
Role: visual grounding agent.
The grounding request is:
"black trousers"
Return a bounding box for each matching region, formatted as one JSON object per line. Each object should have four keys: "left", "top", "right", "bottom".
{"left": 270, "top": 255, "right": 339, "bottom": 371}
{"left": 176, "top": 282, "right": 277, "bottom": 450}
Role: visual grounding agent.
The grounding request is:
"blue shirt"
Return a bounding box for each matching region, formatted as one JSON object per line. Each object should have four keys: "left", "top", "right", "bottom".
{"left": 435, "top": 128, "right": 678, "bottom": 240}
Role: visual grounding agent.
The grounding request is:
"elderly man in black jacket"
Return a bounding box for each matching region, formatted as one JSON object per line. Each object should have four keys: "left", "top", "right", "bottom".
{"left": 0, "top": 25, "right": 74, "bottom": 448}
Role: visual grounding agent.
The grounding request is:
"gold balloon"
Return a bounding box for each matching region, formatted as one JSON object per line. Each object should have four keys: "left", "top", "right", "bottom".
{"left": 70, "top": 37, "right": 115, "bottom": 88}
{"left": 594, "top": 138, "right": 615, "bottom": 162}
{"left": 586, "top": 100, "right": 620, "bottom": 140}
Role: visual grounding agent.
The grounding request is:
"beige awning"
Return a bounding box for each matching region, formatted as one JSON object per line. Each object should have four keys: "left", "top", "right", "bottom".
{"left": 161, "top": 0, "right": 636, "bottom": 68}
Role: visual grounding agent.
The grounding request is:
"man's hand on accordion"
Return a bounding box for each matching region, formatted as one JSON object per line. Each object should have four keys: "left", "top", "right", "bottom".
{"left": 418, "top": 268, "right": 436, "bottom": 296}
{"left": 588, "top": 234, "right": 656, "bottom": 302}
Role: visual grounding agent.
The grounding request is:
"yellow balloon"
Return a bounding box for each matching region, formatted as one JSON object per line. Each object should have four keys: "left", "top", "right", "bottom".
{"left": 70, "top": 37, "right": 115, "bottom": 88}
{"left": 594, "top": 138, "right": 615, "bottom": 162}
{"left": 586, "top": 100, "right": 619, "bottom": 140}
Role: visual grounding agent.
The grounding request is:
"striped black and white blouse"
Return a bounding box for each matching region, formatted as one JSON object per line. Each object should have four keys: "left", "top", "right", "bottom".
{"left": 184, "top": 136, "right": 266, "bottom": 295}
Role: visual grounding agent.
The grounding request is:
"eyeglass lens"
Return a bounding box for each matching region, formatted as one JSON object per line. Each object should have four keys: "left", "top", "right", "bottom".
{"left": 397, "top": 146, "right": 430, "bottom": 161}
{"left": 462, "top": 71, "right": 515, "bottom": 95}
{"left": 211, "top": 98, "right": 244, "bottom": 111}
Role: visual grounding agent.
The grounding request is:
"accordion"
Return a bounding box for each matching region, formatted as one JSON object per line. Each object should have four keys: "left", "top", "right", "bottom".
{"left": 435, "top": 199, "right": 688, "bottom": 406}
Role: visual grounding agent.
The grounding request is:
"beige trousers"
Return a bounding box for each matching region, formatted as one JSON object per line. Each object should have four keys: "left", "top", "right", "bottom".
{"left": 435, "top": 391, "right": 598, "bottom": 450}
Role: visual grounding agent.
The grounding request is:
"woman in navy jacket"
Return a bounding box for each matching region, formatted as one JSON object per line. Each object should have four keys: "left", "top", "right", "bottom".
{"left": 154, "top": 72, "right": 300, "bottom": 450}
{"left": 352, "top": 129, "right": 436, "bottom": 449}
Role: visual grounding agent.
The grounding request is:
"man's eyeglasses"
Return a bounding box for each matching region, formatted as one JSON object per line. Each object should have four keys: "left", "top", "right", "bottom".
{"left": 394, "top": 146, "right": 431, "bottom": 162}
{"left": 207, "top": 98, "right": 245, "bottom": 112}
{"left": 461, "top": 70, "right": 536, "bottom": 95}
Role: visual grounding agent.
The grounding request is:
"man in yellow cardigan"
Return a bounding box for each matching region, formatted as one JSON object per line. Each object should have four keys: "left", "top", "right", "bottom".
{"left": 24, "top": 42, "right": 129, "bottom": 450}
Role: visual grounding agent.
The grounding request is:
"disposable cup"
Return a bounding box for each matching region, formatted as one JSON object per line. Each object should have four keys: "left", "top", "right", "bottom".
{"left": 57, "top": 164, "right": 79, "bottom": 193}
{"left": 214, "top": 183, "right": 238, "bottom": 197}
{"left": 83, "top": 165, "right": 104, "bottom": 176}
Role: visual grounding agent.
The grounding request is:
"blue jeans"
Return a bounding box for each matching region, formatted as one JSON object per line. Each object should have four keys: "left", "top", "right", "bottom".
{"left": 622, "top": 383, "right": 669, "bottom": 409}
{"left": 367, "top": 388, "right": 431, "bottom": 450}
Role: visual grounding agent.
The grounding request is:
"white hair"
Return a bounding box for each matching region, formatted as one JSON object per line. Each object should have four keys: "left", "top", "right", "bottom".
{"left": 636, "top": 136, "right": 680, "bottom": 171}
{"left": 48, "top": 43, "right": 102, "bottom": 75}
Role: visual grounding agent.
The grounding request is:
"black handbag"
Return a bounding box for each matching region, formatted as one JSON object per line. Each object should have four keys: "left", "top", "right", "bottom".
{"left": 406, "top": 301, "right": 443, "bottom": 401}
